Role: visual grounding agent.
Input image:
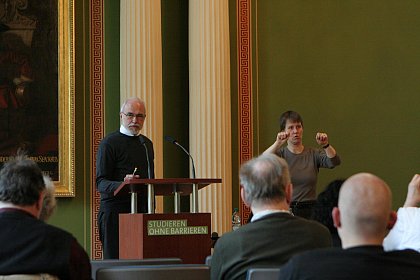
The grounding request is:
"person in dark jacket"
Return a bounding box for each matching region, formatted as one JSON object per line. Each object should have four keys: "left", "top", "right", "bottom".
{"left": 211, "top": 154, "right": 332, "bottom": 280}
{"left": 0, "top": 154, "right": 91, "bottom": 280}
{"left": 311, "top": 178, "right": 345, "bottom": 247}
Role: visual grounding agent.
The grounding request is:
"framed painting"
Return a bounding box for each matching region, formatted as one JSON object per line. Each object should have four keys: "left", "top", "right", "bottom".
{"left": 0, "top": 0, "right": 75, "bottom": 196}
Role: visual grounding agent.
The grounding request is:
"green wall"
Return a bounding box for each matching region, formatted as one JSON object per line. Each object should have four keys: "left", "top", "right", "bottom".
{"left": 255, "top": 0, "right": 420, "bottom": 208}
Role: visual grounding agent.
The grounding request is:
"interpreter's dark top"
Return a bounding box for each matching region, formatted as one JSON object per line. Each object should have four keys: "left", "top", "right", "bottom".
{"left": 96, "top": 131, "right": 155, "bottom": 213}
{"left": 278, "top": 245, "right": 420, "bottom": 280}
{"left": 0, "top": 208, "right": 91, "bottom": 280}
{"left": 210, "top": 212, "right": 332, "bottom": 280}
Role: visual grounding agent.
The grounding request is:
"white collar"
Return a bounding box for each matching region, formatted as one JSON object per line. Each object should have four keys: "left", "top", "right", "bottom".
{"left": 119, "top": 125, "right": 140, "bottom": 136}
{"left": 251, "top": 209, "right": 291, "bottom": 222}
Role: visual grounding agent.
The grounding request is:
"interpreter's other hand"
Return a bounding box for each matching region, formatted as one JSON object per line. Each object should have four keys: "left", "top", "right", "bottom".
{"left": 124, "top": 174, "right": 140, "bottom": 181}
{"left": 276, "top": 131, "right": 289, "bottom": 146}
{"left": 404, "top": 174, "right": 420, "bottom": 207}
{"left": 316, "top": 132, "right": 329, "bottom": 146}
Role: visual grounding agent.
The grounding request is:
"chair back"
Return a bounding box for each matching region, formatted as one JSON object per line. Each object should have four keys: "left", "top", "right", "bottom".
{"left": 246, "top": 267, "right": 282, "bottom": 280}
{"left": 91, "top": 258, "right": 182, "bottom": 280}
{"left": 0, "top": 275, "right": 58, "bottom": 280}
{"left": 96, "top": 264, "right": 209, "bottom": 280}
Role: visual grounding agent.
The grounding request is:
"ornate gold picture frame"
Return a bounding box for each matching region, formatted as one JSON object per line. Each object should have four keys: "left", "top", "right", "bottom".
{"left": 0, "top": 0, "right": 74, "bottom": 196}
{"left": 56, "top": 0, "right": 75, "bottom": 196}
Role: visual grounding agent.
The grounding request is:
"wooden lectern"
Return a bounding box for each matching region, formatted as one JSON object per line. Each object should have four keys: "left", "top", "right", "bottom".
{"left": 114, "top": 178, "right": 221, "bottom": 264}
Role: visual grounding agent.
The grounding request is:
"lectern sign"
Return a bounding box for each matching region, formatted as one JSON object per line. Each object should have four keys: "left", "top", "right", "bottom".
{"left": 147, "top": 219, "right": 208, "bottom": 236}
{"left": 116, "top": 177, "right": 222, "bottom": 263}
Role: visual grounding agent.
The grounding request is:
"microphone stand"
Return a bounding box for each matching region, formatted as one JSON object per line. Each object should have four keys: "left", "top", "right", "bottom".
{"left": 139, "top": 136, "right": 154, "bottom": 214}
{"left": 173, "top": 142, "right": 196, "bottom": 179}
{"left": 165, "top": 136, "right": 199, "bottom": 213}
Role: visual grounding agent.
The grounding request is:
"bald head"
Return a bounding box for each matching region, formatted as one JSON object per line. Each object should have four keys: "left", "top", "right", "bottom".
{"left": 335, "top": 173, "right": 394, "bottom": 247}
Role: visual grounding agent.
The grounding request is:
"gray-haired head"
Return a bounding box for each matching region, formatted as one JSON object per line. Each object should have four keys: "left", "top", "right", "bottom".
{"left": 0, "top": 155, "right": 45, "bottom": 206}
{"left": 120, "top": 97, "right": 145, "bottom": 113}
{"left": 119, "top": 97, "right": 146, "bottom": 136}
{"left": 239, "top": 153, "right": 291, "bottom": 208}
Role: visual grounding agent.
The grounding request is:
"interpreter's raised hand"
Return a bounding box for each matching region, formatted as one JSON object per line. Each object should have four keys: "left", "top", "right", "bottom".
{"left": 316, "top": 132, "right": 329, "bottom": 146}
{"left": 404, "top": 174, "right": 420, "bottom": 207}
{"left": 276, "top": 131, "right": 290, "bottom": 146}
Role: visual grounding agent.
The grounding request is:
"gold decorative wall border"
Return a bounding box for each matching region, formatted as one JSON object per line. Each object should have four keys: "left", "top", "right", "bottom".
{"left": 237, "top": 0, "right": 253, "bottom": 224}
{"left": 90, "top": 0, "right": 104, "bottom": 260}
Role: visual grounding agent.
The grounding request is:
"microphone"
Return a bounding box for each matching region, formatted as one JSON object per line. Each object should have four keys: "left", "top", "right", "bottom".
{"left": 165, "top": 135, "right": 196, "bottom": 179}
{"left": 211, "top": 232, "right": 219, "bottom": 248}
{"left": 139, "top": 135, "right": 151, "bottom": 179}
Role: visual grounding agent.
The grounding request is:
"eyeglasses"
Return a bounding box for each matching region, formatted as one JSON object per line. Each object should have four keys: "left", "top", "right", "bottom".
{"left": 121, "top": 112, "right": 146, "bottom": 120}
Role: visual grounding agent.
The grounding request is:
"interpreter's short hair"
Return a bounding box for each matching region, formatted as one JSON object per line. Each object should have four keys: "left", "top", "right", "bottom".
{"left": 239, "top": 154, "right": 290, "bottom": 206}
{"left": 40, "top": 175, "right": 57, "bottom": 221}
{"left": 0, "top": 155, "right": 45, "bottom": 206}
{"left": 279, "top": 111, "right": 303, "bottom": 131}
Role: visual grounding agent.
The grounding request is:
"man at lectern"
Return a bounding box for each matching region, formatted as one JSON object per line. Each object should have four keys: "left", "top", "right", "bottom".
{"left": 96, "top": 97, "right": 155, "bottom": 259}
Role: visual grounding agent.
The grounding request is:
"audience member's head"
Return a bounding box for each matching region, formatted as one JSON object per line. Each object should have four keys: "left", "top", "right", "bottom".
{"left": 0, "top": 155, "right": 45, "bottom": 213}
{"left": 311, "top": 179, "right": 345, "bottom": 246}
{"left": 39, "top": 175, "right": 57, "bottom": 221}
{"left": 239, "top": 153, "right": 292, "bottom": 211}
{"left": 333, "top": 173, "right": 396, "bottom": 248}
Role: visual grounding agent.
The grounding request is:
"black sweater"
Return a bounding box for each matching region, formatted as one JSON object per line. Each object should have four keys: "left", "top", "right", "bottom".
{"left": 96, "top": 131, "right": 155, "bottom": 212}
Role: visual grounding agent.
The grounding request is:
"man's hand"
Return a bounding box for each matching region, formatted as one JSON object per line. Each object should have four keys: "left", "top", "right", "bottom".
{"left": 404, "top": 174, "right": 420, "bottom": 207}
{"left": 124, "top": 174, "right": 140, "bottom": 181}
